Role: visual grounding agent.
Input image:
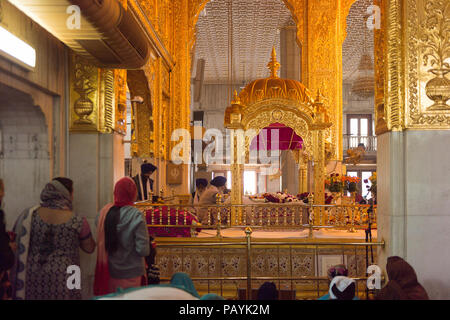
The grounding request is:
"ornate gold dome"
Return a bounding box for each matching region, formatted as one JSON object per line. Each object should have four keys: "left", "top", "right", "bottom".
{"left": 225, "top": 48, "right": 316, "bottom": 127}
{"left": 237, "top": 48, "right": 314, "bottom": 106}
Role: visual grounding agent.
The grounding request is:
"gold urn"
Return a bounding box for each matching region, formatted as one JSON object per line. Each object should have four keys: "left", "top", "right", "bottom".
{"left": 74, "top": 95, "right": 94, "bottom": 124}
{"left": 425, "top": 68, "right": 450, "bottom": 111}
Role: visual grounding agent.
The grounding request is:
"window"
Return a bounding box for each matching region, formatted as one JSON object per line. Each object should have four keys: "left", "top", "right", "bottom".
{"left": 347, "top": 114, "right": 373, "bottom": 148}
{"left": 347, "top": 114, "right": 373, "bottom": 136}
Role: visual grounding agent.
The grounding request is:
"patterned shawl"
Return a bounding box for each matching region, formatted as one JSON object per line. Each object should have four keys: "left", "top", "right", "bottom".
{"left": 10, "top": 206, "right": 39, "bottom": 300}
{"left": 40, "top": 180, "right": 73, "bottom": 211}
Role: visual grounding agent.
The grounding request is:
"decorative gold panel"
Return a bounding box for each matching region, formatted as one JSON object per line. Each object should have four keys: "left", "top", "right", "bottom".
{"left": 99, "top": 69, "right": 115, "bottom": 133}
{"left": 114, "top": 69, "right": 127, "bottom": 135}
{"left": 69, "top": 53, "right": 130, "bottom": 134}
{"left": 69, "top": 53, "right": 99, "bottom": 132}
{"left": 127, "top": 69, "right": 154, "bottom": 157}
{"left": 374, "top": 0, "right": 388, "bottom": 135}
{"left": 406, "top": 0, "right": 450, "bottom": 128}
{"left": 138, "top": 0, "right": 175, "bottom": 55}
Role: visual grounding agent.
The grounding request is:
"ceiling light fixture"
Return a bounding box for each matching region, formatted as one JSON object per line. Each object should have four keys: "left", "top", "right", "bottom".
{"left": 351, "top": 14, "right": 374, "bottom": 98}
{"left": 0, "top": 25, "right": 36, "bottom": 69}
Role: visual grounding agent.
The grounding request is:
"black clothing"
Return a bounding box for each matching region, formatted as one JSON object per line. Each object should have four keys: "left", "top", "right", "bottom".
{"left": 0, "top": 209, "right": 14, "bottom": 272}
{"left": 132, "top": 174, "right": 154, "bottom": 201}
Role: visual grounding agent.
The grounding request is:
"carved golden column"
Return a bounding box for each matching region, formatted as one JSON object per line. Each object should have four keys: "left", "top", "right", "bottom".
{"left": 373, "top": 0, "right": 388, "bottom": 135}
{"left": 230, "top": 133, "right": 244, "bottom": 225}
{"left": 169, "top": 0, "right": 191, "bottom": 193}
{"left": 225, "top": 92, "right": 245, "bottom": 224}
{"left": 312, "top": 129, "right": 326, "bottom": 225}
{"left": 127, "top": 69, "right": 153, "bottom": 157}
{"left": 292, "top": 0, "right": 356, "bottom": 161}
{"left": 298, "top": 153, "right": 309, "bottom": 194}
{"left": 312, "top": 91, "right": 330, "bottom": 225}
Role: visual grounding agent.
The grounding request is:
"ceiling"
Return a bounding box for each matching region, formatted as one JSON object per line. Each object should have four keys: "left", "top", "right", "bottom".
{"left": 342, "top": 0, "right": 374, "bottom": 82}
{"left": 194, "top": 0, "right": 294, "bottom": 83}
{"left": 193, "top": 0, "right": 374, "bottom": 84}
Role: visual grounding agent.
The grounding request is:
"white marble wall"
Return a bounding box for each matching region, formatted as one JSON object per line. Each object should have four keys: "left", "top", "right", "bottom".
{"left": 69, "top": 132, "right": 125, "bottom": 299}
{"left": 0, "top": 99, "right": 50, "bottom": 230}
{"left": 377, "top": 130, "right": 450, "bottom": 299}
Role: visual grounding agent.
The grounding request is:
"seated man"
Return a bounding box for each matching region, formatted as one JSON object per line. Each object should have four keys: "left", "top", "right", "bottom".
{"left": 197, "top": 176, "right": 229, "bottom": 224}
{"left": 192, "top": 178, "right": 208, "bottom": 205}
{"left": 133, "top": 163, "right": 157, "bottom": 201}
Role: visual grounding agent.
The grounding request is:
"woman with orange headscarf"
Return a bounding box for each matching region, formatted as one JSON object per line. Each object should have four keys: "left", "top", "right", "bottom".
{"left": 94, "top": 177, "right": 149, "bottom": 296}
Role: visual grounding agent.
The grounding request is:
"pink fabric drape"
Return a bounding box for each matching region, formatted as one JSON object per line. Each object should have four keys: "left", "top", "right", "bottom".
{"left": 250, "top": 123, "right": 303, "bottom": 150}
{"left": 93, "top": 203, "right": 113, "bottom": 296}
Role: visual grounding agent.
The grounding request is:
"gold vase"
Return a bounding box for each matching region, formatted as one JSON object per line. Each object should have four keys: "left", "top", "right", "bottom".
{"left": 74, "top": 95, "right": 94, "bottom": 124}
{"left": 425, "top": 68, "right": 450, "bottom": 111}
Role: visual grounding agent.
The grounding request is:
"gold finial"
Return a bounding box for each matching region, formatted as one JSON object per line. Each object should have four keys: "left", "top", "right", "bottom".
{"left": 231, "top": 90, "right": 241, "bottom": 105}
{"left": 215, "top": 192, "right": 223, "bottom": 204}
{"left": 267, "top": 47, "right": 280, "bottom": 78}
{"left": 315, "top": 88, "right": 323, "bottom": 104}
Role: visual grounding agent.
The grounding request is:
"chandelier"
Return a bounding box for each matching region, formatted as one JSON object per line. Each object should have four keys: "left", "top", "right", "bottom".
{"left": 351, "top": 15, "right": 374, "bottom": 99}
{"left": 351, "top": 53, "right": 374, "bottom": 98}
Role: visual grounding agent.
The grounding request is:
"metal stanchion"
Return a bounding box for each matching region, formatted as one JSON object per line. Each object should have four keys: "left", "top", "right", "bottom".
{"left": 245, "top": 227, "right": 253, "bottom": 300}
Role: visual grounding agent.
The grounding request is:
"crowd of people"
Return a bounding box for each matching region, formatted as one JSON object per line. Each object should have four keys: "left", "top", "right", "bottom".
{"left": 0, "top": 176, "right": 429, "bottom": 300}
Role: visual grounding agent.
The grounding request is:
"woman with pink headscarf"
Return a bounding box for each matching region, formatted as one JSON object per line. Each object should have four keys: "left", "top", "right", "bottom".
{"left": 94, "top": 177, "right": 149, "bottom": 296}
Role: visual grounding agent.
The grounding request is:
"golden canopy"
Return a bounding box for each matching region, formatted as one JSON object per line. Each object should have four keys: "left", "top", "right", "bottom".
{"left": 224, "top": 47, "right": 331, "bottom": 130}
{"left": 224, "top": 48, "right": 333, "bottom": 214}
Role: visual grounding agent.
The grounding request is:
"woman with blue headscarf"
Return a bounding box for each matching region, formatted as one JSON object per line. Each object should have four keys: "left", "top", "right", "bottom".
{"left": 170, "top": 272, "right": 200, "bottom": 298}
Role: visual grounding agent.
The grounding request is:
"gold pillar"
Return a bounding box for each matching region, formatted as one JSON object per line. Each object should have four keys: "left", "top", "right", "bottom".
{"left": 301, "top": 0, "right": 351, "bottom": 161}
{"left": 298, "top": 153, "right": 308, "bottom": 194}
{"left": 313, "top": 129, "right": 326, "bottom": 225}
{"left": 230, "top": 130, "right": 244, "bottom": 225}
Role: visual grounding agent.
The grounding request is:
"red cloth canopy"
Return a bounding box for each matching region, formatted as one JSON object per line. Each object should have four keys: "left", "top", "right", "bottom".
{"left": 250, "top": 123, "right": 303, "bottom": 150}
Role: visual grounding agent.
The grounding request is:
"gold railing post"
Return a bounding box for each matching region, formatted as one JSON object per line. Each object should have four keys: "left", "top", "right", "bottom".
{"left": 245, "top": 227, "right": 253, "bottom": 300}
{"left": 348, "top": 205, "right": 357, "bottom": 233}
{"left": 308, "top": 193, "right": 314, "bottom": 238}
{"left": 216, "top": 193, "right": 222, "bottom": 238}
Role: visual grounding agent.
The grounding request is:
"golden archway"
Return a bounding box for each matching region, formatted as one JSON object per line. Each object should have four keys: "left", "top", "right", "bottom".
{"left": 224, "top": 49, "right": 332, "bottom": 223}
{"left": 189, "top": 0, "right": 361, "bottom": 162}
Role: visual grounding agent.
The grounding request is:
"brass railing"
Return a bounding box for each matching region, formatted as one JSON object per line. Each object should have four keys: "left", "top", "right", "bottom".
{"left": 135, "top": 201, "right": 377, "bottom": 237}
{"left": 154, "top": 230, "right": 384, "bottom": 300}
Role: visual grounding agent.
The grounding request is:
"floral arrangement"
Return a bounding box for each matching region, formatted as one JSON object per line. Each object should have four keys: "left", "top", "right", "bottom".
{"left": 325, "top": 173, "right": 344, "bottom": 192}
{"left": 325, "top": 174, "right": 361, "bottom": 193}
{"left": 343, "top": 176, "right": 360, "bottom": 193}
